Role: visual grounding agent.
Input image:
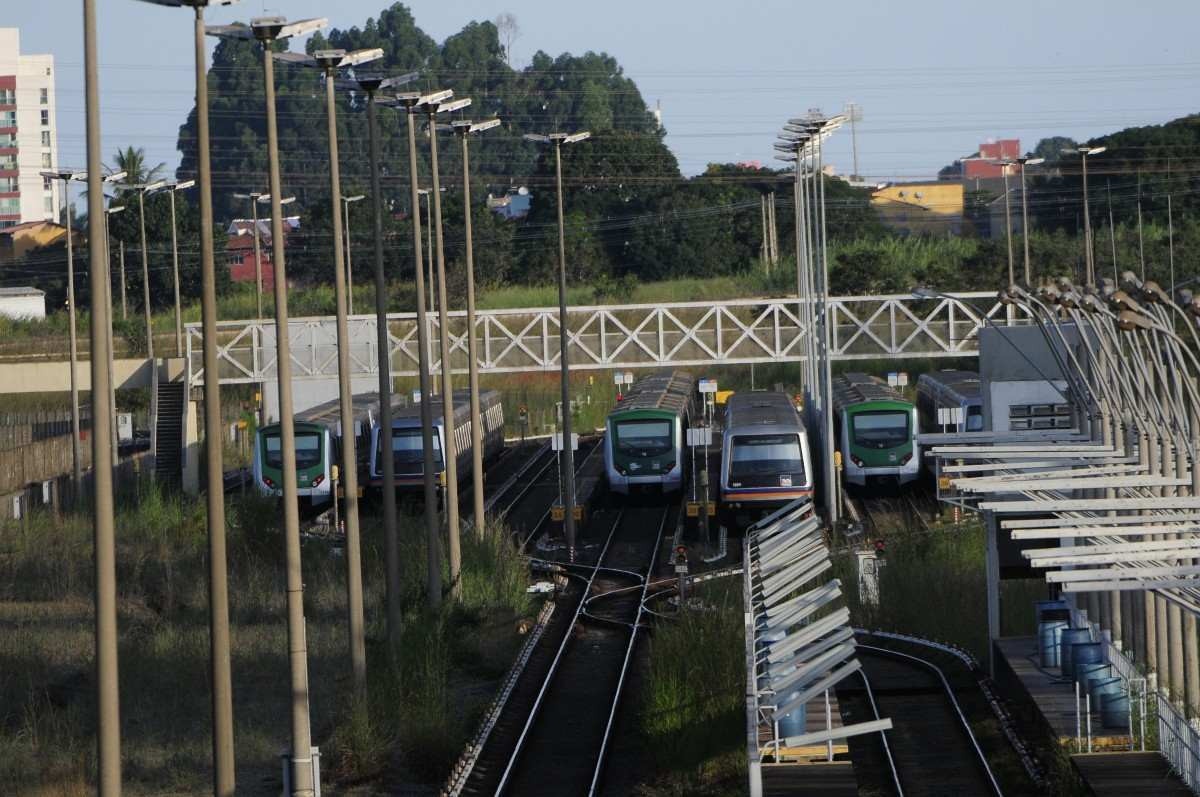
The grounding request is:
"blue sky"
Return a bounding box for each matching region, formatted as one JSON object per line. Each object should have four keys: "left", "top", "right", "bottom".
{"left": 9, "top": 0, "right": 1200, "bottom": 180}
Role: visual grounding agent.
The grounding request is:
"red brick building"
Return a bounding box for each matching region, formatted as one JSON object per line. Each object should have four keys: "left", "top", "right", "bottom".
{"left": 224, "top": 216, "right": 299, "bottom": 290}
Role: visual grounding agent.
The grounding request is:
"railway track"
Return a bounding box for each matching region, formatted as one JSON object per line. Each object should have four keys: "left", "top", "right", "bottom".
{"left": 449, "top": 503, "right": 674, "bottom": 796}
{"left": 840, "top": 632, "right": 1005, "bottom": 796}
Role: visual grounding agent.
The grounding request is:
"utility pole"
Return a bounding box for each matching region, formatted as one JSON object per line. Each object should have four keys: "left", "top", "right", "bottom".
{"left": 1064, "top": 145, "right": 1106, "bottom": 285}
{"left": 425, "top": 95, "right": 471, "bottom": 599}
{"left": 82, "top": 0, "right": 120, "bottom": 790}
{"left": 131, "top": 181, "right": 162, "bottom": 473}
{"left": 119, "top": 240, "right": 127, "bottom": 320}
{"left": 845, "top": 102, "right": 862, "bottom": 180}
{"left": 252, "top": 192, "right": 263, "bottom": 317}
{"left": 208, "top": 16, "right": 329, "bottom": 796}
{"left": 164, "top": 180, "right": 194, "bottom": 357}
{"left": 450, "top": 118, "right": 501, "bottom": 536}
{"left": 1014, "top": 156, "right": 1043, "bottom": 286}
{"left": 523, "top": 129, "right": 591, "bottom": 560}
{"left": 275, "top": 45, "right": 383, "bottom": 694}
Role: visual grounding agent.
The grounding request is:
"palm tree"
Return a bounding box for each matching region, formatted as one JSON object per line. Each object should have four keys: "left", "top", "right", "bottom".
{"left": 109, "top": 146, "right": 165, "bottom": 186}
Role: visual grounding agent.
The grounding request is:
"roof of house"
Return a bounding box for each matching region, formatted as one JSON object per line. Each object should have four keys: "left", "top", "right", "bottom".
{"left": 0, "top": 286, "right": 45, "bottom": 297}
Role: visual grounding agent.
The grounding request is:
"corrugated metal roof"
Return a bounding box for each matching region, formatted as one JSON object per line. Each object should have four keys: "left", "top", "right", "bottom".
{"left": 0, "top": 287, "right": 45, "bottom": 297}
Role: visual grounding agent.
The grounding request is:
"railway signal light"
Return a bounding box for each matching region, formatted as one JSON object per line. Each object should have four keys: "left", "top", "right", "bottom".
{"left": 874, "top": 538, "right": 886, "bottom": 556}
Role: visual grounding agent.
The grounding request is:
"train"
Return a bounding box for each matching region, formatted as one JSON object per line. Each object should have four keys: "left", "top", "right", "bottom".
{"left": 917, "top": 370, "right": 984, "bottom": 433}
{"left": 367, "top": 389, "right": 505, "bottom": 491}
{"left": 253, "top": 393, "right": 381, "bottom": 506}
{"left": 604, "top": 371, "right": 696, "bottom": 496}
{"left": 719, "top": 391, "right": 814, "bottom": 528}
{"left": 833, "top": 372, "right": 921, "bottom": 487}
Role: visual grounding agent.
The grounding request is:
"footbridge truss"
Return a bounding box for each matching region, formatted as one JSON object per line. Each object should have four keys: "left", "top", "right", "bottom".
{"left": 185, "top": 292, "right": 1030, "bottom": 385}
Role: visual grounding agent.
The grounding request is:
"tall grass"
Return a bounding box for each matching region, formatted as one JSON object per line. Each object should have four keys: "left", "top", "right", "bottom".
{"left": 0, "top": 486, "right": 536, "bottom": 794}
{"left": 641, "top": 580, "right": 746, "bottom": 786}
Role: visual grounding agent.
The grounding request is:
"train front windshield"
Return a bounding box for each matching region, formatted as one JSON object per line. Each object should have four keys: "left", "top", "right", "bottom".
{"left": 729, "top": 434, "right": 805, "bottom": 487}
{"left": 852, "top": 412, "right": 910, "bottom": 449}
{"left": 264, "top": 433, "right": 322, "bottom": 469}
{"left": 614, "top": 420, "right": 673, "bottom": 458}
{"left": 379, "top": 428, "right": 443, "bottom": 475}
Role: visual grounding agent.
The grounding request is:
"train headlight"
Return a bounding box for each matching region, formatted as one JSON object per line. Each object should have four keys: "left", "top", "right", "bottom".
{"left": 900, "top": 452, "right": 912, "bottom": 465}
{"left": 850, "top": 454, "right": 864, "bottom": 467}
{"left": 263, "top": 476, "right": 275, "bottom": 488}
{"left": 311, "top": 474, "right": 325, "bottom": 488}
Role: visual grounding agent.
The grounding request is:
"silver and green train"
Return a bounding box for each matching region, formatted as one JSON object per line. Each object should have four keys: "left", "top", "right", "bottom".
{"left": 833, "top": 372, "right": 920, "bottom": 487}
{"left": 604, "top": 371, "right": 696, "bottom": 496}
{"left": 252, "top": 393, "right": 381, "bottom": 506}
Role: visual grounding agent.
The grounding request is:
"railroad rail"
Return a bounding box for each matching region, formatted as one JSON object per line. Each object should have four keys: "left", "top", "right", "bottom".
{"left": 449, "top": 504, "right": 673, "bottom": 796}
{"left": 852, "top": 632, "right": 1004, "bottom": 796}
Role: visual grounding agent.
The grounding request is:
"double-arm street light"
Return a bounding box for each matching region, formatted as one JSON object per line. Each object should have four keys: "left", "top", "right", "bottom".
{"left": 208, "top": 15, "right": 328, "bottom": 797}
{"left": 424, "top": 95, "right": 472, "bottom": 598}
{"left": 341, "top": 70, "right": 419, "bottom": 638}
{"left": 134, "top": 2, "right": 240, "bottom": 793}
{"left": 1064, "top": 145, "right": 1107, "bottom": 285}
{"left": 274, "top": 44, "right": 383, "bottom": 695}
{"left": 388, "top": 88, "right": 452, "bottom": 608}
{"left": 523, "top": 130, "right": 591, "bottom": 560}
{"left": 341, "top": 193, "right": 365, "bottom": 314}
{"left": 449, "top": 117, "right": 501, "bottom": 534}
{"left": 985, "top": 156, "right": 1044, "bottom": 286}
{"left": 161, "top": 179, "right": 195, "bottom": 356}
{"left": 233, "top": 191, "right": 295, "bottom": 318}
{"left": 42, "top": 168, "right": 123, "bottom": 488}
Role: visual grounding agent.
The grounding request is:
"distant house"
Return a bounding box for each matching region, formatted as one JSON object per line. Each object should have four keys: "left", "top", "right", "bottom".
{"left": 0, "top": 219, "right": 67, "bottom": 263}
{"left": 224, "top": 216, "right": 299, "bottom": 289}
{"left": 487, "top": 187, "right": 532, "bottom": 220}
{"left": 870, "top": 182, "right": 964, "bottom": 236}
{"left": 0, "top": 286, "right": 45, "bottom": 319}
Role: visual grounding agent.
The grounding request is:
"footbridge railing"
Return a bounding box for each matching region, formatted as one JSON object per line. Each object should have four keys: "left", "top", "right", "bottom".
{"left": 186, "top": 292, "right": 1028, "bottom": 385}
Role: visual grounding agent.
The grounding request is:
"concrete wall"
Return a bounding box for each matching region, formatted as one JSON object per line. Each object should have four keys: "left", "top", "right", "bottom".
{"left": 0, "top": 357, "right": 185, "bottom": 394}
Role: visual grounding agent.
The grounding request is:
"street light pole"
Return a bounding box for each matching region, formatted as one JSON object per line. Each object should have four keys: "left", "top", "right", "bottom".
{"left": 209, "top": 16, "right": 328, "bottom": 796}
{"left": 103, "top": 204, "right": 124, "bottom": 468}
{"left": 340, "top": 194, "right": 364, "bottom": 315}
{"left": 135, "top": 3, "right": 240, "bottom": 791}
{"left": 164, "top": 180, "right": 194, "bottom": 356}
{"left": 275, "top": 45, "right": 383, "bottom": 694}
{"left": 392, "top": 88, "right": 450, "bottom": 609}
{"left": 524, "top": 130, "right": 591, "bottom": 560}
{"left": 1016, "top": 156, "right": 1044, "bottom": 286}
{"left": 451, "top": 118, "right": 501, "bottom": 536}
{"left": 1002, "top": 164, "right": 1014, "bottom": 285}
{"left": 82, "top": 0, "right": 120, "bottom": 790}
{"left": 1065, "top": 146, "right": 1107, "bottom": 285}
{"left": 425, "top": 96, "right": 471, "bottom": 598}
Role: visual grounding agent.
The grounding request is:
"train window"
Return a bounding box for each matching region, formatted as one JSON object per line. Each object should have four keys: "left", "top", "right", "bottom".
{"left": 851, "top": 411, "right": 910, "bottom": 449}
{"left": 294, "top": 434, "right": 322, "bottom": 469}
{"left": 966, "top": 406, "right": 984, "bottom": 432}
{"left": 729, "top": 434, "right": 805, "bottom": 485}
{"left": 614, "top": 420, "right": 673, "bottom": 457}
{"left": 264, "top": 435, "right": 283, "bottom": 468}
{"left": 379, "top": 429, "right": 442, "bottom": 473}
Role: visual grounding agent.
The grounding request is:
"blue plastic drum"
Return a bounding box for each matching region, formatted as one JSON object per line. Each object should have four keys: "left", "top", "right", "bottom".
{"left": 1059, "top": 628, "right": 1093, "bottom": 676}
{"left": 1100, "top": 689, "right": 1130, "bottom": 729}
{"left": 1070, "top": 642, "right": 1104, "bottom": 680}
{"left": 1038, "top": 620, "right": 1069, "bottom": 667}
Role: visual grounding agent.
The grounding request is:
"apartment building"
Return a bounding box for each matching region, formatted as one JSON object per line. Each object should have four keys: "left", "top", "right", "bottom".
{"left": 0, "top": 28, "right": 60, "bottom": 229}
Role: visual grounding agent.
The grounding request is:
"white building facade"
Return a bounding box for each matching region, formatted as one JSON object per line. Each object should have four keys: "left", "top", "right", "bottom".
{"left": 0, "top": 28, "right": 59, "bottom": 229}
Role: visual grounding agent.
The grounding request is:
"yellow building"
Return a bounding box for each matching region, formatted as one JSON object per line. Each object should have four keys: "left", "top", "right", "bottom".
{"left": 870, "top": 181, "right": 963, "bottom": 236}
{"left": 0, "top": 220, "right": 69, "bottom": 263}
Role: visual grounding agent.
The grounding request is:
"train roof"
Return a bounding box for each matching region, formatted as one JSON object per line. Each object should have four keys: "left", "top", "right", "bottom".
{"left": 917, "top": 370, "right": 983, "bottom": 402}
{"left": 723, "top": 391, "right": 805, "bottom": 433}
{"left": 610, "top": 371, "right": 694, "bottom": 417}
{"left": 832, "top": 372, "right": 911, "bottom": 412}
{"left": 258, "top": 393, "right": 391, "bottom": 433}
{"left": 390, "top": 389, "right": 501, "bottom": 426}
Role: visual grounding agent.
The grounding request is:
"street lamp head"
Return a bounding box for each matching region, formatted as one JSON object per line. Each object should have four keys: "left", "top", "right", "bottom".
{"left": 258, "top": 194, "right": 295, "bottom": 205}
{"left": 343, "top": 194, "right": 366, "bottom": 204}
{"left": 1120, "top": 270, "right": 1143, "bottom": 293}
{"left": 250, "top": 16, "right": 326, "bottom": 42}
{"left": 523, "top": 133, "right": 551, "bottom": 144}
{"left": 431, "top": 97, "right": 471, "bottom": 115}
{"left": 41, "top": 169, "right": 88, "bottom": 182}
{"left": 1142, "top": 280, "right": 1171, "bottom": 305}
{"left": 563, "top": 131, "right": 591, "bottom": 145}
{"left": 1018, "top": 156, "right": 1045, "bottom": 167}
{"left": 104, "top": 171, "right": 127, "bottom": 184}
{"left": 105, "top": 205, "right": 126, "bottom": 215}
{"left": 170, "top": 179, "right": 196, "bottom": 191}
{"left": 136, "top": 0, "right": 240, "bottom": 7}
{"left": 774, "top": 153, "right": 797, "bottom": 163}
{"left": 1110, "top": 289, "right": 1143, "bottom": 314}
{"left": 1097, "top": 277, "right": 1116, "bottom": 298}
{"left": 451, "top": 118, "right": 501, "bottom": 136}
{"left": 1117, "top": 309, "right": 1154, "bottom": 332}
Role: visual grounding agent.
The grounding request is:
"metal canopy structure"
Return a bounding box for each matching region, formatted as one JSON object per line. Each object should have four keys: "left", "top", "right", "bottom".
{"left": 743, "top": 499, "right": 892, "bottom": 796}
{"left": 185, "top": 291, "right": 1029, "bottom": 385}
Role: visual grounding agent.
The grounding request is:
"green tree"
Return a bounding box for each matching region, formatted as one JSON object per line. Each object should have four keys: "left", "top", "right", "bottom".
{"left": 110, "top": 146, "right": 165, "bottom": 185}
